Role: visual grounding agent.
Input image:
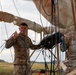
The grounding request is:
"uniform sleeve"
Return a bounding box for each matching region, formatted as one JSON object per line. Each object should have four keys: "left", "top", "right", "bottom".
{"left": 29, "top": 38, "right": 41, "bottom": 50}
{"left": 5, "top": 36, "right": 17, "bottom": 48}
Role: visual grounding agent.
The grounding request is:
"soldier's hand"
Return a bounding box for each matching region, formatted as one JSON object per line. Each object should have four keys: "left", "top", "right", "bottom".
{"left": 13, "top": 31, "right": 18, "bottom": 39}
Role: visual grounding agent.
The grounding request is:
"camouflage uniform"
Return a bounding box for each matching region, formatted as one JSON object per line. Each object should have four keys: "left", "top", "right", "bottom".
{"left": 5, "top": 33, "right": 40, "bottom": 75}
{"left": 64, "top": 38, "right": 76, "bottom": 75}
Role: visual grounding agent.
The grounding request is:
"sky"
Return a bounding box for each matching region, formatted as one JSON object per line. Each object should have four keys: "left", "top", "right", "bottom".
{"left": 0, "top": 0, "right": 65, "bottom": 63}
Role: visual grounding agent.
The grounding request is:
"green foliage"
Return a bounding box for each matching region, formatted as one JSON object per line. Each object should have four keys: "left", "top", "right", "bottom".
{"left": 0, "top": 59, "right": 5, "bottom": 62}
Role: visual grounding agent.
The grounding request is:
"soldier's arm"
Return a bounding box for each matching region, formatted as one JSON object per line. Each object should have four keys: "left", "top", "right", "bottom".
{"left": 30, "top": 44, "right": 41, "bottom": 50}
{"left": 5, "top": 31, "right": 18, "bottom": 48}
{"left": 5, "top": 36, "right": 17, "bottom": 48}
{"left": 30, "top": 39, "right": 42, "bottom": 50}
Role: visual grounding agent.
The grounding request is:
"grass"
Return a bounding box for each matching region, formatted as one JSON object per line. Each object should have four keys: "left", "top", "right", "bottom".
{"left": 0, "top": 62, "right": 46, "bottom": 75}
{"left": 0, "top": 62, "right": 63, "bottom": 75}
{"left": 0, "top": 62, "right": 14, "bottom": 75}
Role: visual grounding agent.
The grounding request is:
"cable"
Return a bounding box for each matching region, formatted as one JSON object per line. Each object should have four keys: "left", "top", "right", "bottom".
{"left": 0, "top": 0, "right": 2, "bottom": 10}
{"left": 0, "top": 1, "right": 14, "bottom": 62}
{"left": 39, "top": 0, "right": 51, "bottom": 35}
{"left": 30, "top": 50, "right": 42, "bottom": 68}
{"left": 53, "top": 48, "right": 56, "bottom": 75}
{"left": 12, "top": 0, "right": 20, "bottom": 16}
{"left": 42, "top": 50, "right": 49, "bottom": 71}
{"left": 0, "top": 42, "right": 5, "bottom": 48}
{"left": 4, "top": 23, "right": 14, "bottom": 62}
{"left": 0, "top": 42, "right": 5, "bottom": 56}
{"left": 39, "top": 1, "right": 59, "bottom": 75}
{"left": 0, "top": 46, "right": 5, "bottom": 54}
{"left": 41, "top": 0, "right": 52, "bottom": 16}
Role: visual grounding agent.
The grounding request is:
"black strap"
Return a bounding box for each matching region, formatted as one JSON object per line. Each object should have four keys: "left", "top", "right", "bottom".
{"left": 17, "top": 36, "right": 27, "bottom": 49}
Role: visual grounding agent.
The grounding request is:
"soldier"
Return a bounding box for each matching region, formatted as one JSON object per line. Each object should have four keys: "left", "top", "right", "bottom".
{"left": 63, "top": 32, "right": 76, "bottom": 75}
{"left": 5, "top": 23, "right": 41, "bottom": 75}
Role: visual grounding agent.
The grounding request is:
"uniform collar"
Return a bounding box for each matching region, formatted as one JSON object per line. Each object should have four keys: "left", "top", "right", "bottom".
{"left": 18, "top": 33, "right": 27, "bottom": 36}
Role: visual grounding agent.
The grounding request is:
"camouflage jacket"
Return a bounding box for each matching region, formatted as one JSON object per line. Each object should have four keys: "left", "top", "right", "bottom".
{"left": 64, "top": 38, "right": 76, "bottom": 74}
{"left": 5, "top": 33, "right": 40, "bottom": 65}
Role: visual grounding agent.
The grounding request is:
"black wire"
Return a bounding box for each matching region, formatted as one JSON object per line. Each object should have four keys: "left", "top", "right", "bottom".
{"left": 39, "top": 1, "right": 56, "bottom": 74}
{"left": 41, "top": 0, "right": 52, "bottom": 16}
{"left": 49, "top": 0, "right": 58, "bottom": 74}
{"left": 30, "top": 50, "right": 42, "bottom": 68}
{"left": 42, "top": 50, "right": 49, "bottom": 71}
{"left": 39, "top": 0, "right": 50, "bottom": 35}
{"left": 50, "top": 49, "right": 52, "bottom": 75}
{"left": 52, "top": 51, "right": 55, "bottom": 75}
{"left": 49, "top": 0, "right": 55, "bottom": 74}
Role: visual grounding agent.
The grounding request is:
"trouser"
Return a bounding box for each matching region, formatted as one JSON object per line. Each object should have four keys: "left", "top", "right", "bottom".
{"left": 13, "top": 64, "right": 31, "bottom": 75}
{"left": 64, "top": 68, "right": 76, "bottom": 75}
{"left": 64, "top": 54, "right": 76, "bottom": 75}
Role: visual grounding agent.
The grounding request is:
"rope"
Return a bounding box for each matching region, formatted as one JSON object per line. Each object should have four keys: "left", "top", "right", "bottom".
{"left": 30, "top": 50, "right": 42, "bottom": 68}
{"left": 0, "top": 33, "right": 14, "bottom": 54}
{"left": 39, "top": 0, "right": 51, "bottom": 35}
{"left": 41, "top": 0, "right": 52, "bottom": 16}
{"left": 53, "top": 49, "right": 56, "bottom": 75}
{"left": 0, "top": 42, "right": 6, "bottom": 54}
{"left": 0, "top": 42, "right": 5, "bottom": 48}
{"left": 12, "top": 0, "right": 20, "bottom": 16}
{"left": 42, "top": 50, "right": 49, "bottom": 71}
{"left": 4, "top": 23, "right": 14, "bottom": 62}
{"left": 39, "top": 3, "right": 54, "bottom": 69}
{"left": 39, "top": 0, "right": 61, "bottom": 75}
{"left": 0, "top": 0, "right": 2, "bottom": 10}
{"left": 47, "top": 0, "right": 61, "bottom": 75}
{"left": 0, "top": 45, "right": 5, "bottom": 54}
{"left": 0, "top": 1, "right": 14, "bottom": 62}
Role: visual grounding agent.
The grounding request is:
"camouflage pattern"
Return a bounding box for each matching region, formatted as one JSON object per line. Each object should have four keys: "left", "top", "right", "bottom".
{"left": 64, "top": 35, "right": 76, "bottom": 75}
{"left": 13, "top": 64, "right": 31, "bottom": 75}
{"left": 5, "top": 33, "right": 40, "bottom": 75}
